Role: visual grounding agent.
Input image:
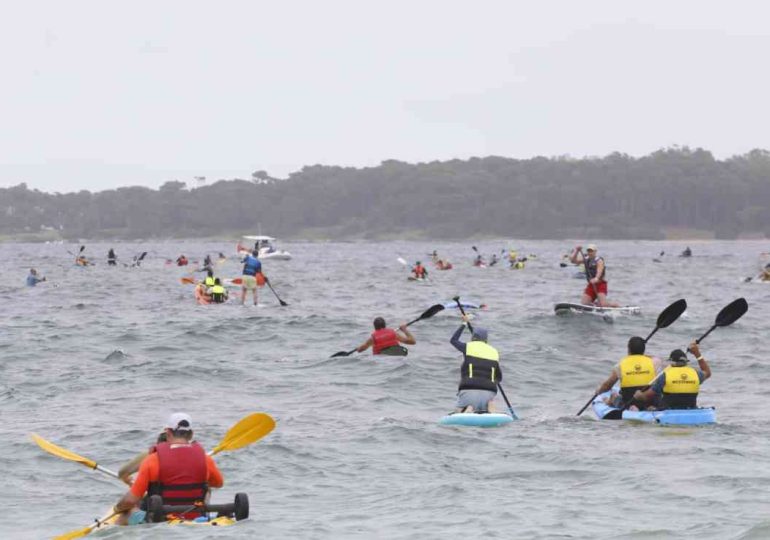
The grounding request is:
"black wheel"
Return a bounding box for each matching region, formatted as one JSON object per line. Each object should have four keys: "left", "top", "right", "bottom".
{"left": 147, "top": 494, "right": 165, "bottom": 523}
{"left": 234, "top": 492, "right": 249, "bottom": 521}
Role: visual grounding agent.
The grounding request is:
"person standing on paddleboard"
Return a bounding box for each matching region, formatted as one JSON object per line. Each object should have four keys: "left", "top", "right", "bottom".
{"left": 634, "top": 344, "right": 711, "bottom": 410}
{"left": 594, "top": 336, "right": 663, "bottom": 409}
{"left": 108, "top": 248, "right": 117, "bottom": 266}
{"left": 112, "top": 413, "right": 224, "bottom": 525}
{"left": 355, "top": 317, "right": 415, "bottom": 356}
{"left": 570, "top": 244, "right": 620, "bottom": 307}
{"left": 450, "top": 314, "right": 503, "bottom": 413}
{"left": 240, "top": 249, "right": 263, "bottom": 306}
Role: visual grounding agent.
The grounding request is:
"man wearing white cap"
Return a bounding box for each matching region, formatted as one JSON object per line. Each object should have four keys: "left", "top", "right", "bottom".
{"left": 112, "top": 413, "right": 224, "bottom": 525}
{"left": 569, "top": 243, "right": 620, "bottom": 307}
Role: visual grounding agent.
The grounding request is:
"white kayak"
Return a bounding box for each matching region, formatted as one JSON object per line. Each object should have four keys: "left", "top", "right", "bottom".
{"left": 554, "top": 303, "right": 641, "bottom": 317}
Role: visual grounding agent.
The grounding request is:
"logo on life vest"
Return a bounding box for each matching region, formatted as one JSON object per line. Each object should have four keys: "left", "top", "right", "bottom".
{"left": 680, "top": 373, "right": 688, "bottom": 381}
{"left": 634, "top": 364, "right": 641, "bottom": 371}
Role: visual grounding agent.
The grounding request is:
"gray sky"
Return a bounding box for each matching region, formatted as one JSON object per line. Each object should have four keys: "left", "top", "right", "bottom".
{"left": 1, "top": 1, "right": 768, "bottom": 193}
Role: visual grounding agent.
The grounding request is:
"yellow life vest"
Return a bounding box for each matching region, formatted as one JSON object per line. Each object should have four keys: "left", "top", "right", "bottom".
{"left": 466, "top": 341, "right": 499, "bottom": 361}
{"left": 663, "top": 366, "right": 700, "bottom": 394}
{"left": 619, "top": 354, "right": 655, "bottom": 388}
{"left": 204, "top": 276, "right": 216, "bottom": 287}
{"left": 210, "top": 284, "right": 225, "bottom": 295}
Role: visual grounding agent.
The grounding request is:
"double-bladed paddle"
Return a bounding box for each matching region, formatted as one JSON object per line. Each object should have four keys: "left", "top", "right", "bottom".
{"left": 330, "top": 304, "right": 445, "bottom": 357}
{"left": 575, "top": 298, "right": 687, "bottom": 416}
{"left": 453, "top": 296, "right": 518, "bottom": 420}
{"left": 617, "top": 297, "right": 748, "bottom": 412}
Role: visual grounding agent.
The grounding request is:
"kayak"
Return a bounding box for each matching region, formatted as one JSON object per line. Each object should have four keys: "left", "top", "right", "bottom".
{"left": 194, "top": 284, "right": 211, "bottom": 305}
{"left": 554, "top": 303, "right": 641, "bottom": 317}
{"left": 439, "top": 412, "right": 513, "bottom": 427}
{"left": 591, "top": 390, "right": 716, "bottom": 425}
{"left": 99, "top": 513, "right": 237, "bottom": 529}
{"left": 442, "top": 301, "right": 486, "bottom": 310}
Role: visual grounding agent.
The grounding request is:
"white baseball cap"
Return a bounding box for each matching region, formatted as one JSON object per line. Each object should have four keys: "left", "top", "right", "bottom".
{"left": 165, "top": 412, "right": 193, "bottom": 432}
{"left": 586, "top": 244, "right": 598, "bottom": 251}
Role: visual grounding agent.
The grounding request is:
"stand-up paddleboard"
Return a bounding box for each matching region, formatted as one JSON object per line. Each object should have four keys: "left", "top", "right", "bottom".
{"left": 442, "top": 300, "right": 486, "bottom": 310}
{"left": 554, "top": 303, "right": 641, "bottom": 317}
{"left": 407, "top": 276, "right": 429, "bottom": 282}
{"left": 439, "top": 412, "right": 513, "bottom": 427}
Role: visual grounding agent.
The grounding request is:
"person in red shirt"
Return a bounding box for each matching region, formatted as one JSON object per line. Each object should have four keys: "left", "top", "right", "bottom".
{"left": 355, "top": 317, "right": 416, "bottom": 356}
{"left": 113, "top": 413, "right": 224, "bottom": 525}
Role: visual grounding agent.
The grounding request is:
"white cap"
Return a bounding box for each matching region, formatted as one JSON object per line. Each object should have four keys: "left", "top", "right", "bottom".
{"left": 586, "top": 243, "right": 598, "bottom": 251}
{"left": 165, "top": 412, "right": 193, "bottom": 432}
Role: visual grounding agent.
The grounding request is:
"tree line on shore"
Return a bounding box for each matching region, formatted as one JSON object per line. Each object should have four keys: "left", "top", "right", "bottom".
{"left": 2, "top": 147, "right": 769, "bottom": 240}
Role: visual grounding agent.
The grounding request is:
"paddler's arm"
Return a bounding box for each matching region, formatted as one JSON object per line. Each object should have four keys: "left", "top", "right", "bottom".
{"left": 356, "top": 337, "right": 373, "bottom": 353}
{"left": 206, "top": 455, "right": 224, "bottom": 488}
{"left": 569, "top": 246, "right": 583, "bottom": 264}
{"left": 114, "top": 455, "right": 153, "bottom": 513}
{"left": 596, "top": 370, "right": 619, "bottom": 395}
{"left": 396, "top": 323, "right": 416, "bottom": 345}
{"left": 689, "top": 342, "right": 711, "bottom": 381}
{"left": 118, "top": 451, "right": 148, "bottom": 485}
{"left": 450, "top": 325, "right": 466, "bottom": 354}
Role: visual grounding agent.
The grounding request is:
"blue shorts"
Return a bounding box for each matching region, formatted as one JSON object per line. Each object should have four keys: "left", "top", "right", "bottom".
{"left": 128, "top": 510, "right": 147, "bottom": 525}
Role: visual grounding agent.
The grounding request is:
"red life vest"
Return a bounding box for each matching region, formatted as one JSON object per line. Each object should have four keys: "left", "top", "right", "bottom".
{"left": 152, "top": 442, "right": 208, "bottom": 516}
{"left": 372, "top": 328, "right": 399, "bottom": 354}
{"left": 413, "top": 265, "right": 426, "bottom": 278}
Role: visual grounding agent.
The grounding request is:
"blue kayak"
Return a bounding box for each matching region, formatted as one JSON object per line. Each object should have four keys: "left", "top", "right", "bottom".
{"left": 592, "top": 390, "right": 716, "bottom": 426}
{"left": 439, "top": 412, "right": 513, "bottom": 427}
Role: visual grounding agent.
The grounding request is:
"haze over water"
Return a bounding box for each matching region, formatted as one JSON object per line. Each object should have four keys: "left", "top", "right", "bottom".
{"left": 2, "top": 239, "right": 769, "bottom": 539}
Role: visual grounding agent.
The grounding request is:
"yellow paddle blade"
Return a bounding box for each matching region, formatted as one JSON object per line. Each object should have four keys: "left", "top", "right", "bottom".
{"left": 210, "top": 413, "right": 275, "bottom": 455}
{"left": 54, "top": 511, "right": 116, "bottom": 540}
{"left": 30, "top": 433, "right": 97, "bottom": 469}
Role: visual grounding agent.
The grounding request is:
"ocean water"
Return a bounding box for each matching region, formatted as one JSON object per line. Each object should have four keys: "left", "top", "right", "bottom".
{"left": 2, "top": 239, "right": 769, "bottom": 539}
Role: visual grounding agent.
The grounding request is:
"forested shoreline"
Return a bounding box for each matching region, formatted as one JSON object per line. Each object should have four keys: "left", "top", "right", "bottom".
{"left": 2, "top": 147, "right": 769, "bottom": 241}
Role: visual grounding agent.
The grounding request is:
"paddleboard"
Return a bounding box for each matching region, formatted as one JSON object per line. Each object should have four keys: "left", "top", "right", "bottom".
{"left": 439, "top": 412, "right": 513, "bottom": 427}
{"left": 554, "top": 303, "right": 641, "bottom": 316}
{"left": 442, "top": 301, "right": 485, "bottom": 310}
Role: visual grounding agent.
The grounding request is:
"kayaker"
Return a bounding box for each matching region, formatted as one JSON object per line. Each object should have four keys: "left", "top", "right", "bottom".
{"left": 26, "top": 268, "right": 46, "bottom": 287}
{"left": 595, "top": 336, "right": 662, "bottom": 409}
{"left": 762, "top": 264, "right": 770, "bottom": 282}
{"left": 176, "top": 255, "right": 188, "bottom": 266}
{"left": 218, "top": 252, "right": 227, "bottom": 261}
{"left": 108, "top": 248, "right": 117, "bottom": 266}
{"left": 569, "top": 244, "right": 620, "bottom": 307}
{"left": 411, "top": 261, "right": 428, "bottom": 280}
{"left": 489, "top": 254, "right": 499, "bottom": 267}
{"left": 474, "top": 254, "right": 485, "bottom": 267}
{"left": 681, "top": 246, "right": 692, "bottom": 257}
{"left": 76, "top": 255, "right": 90, "bottom": 266}
{"left": 633, "top": 343, "right": 711, "bottom": 410}
{"left": 210, "top": 278, "right": 228, "bottom": 303}
{"left": 355, "top": 317, "right": 415, "bottom": 356}
{"left": 450, "top": 314, "right": 502, "bottom": 413}
{"left": 203, "top": 269, "right": 216, "bottom": 290}
{"left": 113, "top": 413, "right": 224, "bottom": 525}
{"left": 241, "top": 249, "right": 263, "bottom": 305}
{"left": 203, "top": 254, "right": 213, "bottom": 271}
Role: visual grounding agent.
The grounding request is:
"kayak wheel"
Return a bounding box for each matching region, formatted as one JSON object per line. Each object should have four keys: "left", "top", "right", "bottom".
{"left": 147, "top": 494, "right": 165, "bottom": 523}
{"left": 234, "top": 492, "right": 249, "bottom": 521}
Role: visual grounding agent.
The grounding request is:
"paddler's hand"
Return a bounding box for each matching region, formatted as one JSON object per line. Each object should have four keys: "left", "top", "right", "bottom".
{"left": 633, "top": 390, "right": 643, "bottom": 400}
{"left": 461, "top": 314, "right": 471, "bottom": 324}
{"left": 689, "top": 342, "right": 701, "bottom": 358}
{"left": 398, "top": 323, "right": 408, "bottom": 332}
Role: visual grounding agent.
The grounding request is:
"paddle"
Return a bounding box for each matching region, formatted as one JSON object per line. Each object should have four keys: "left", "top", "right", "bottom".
{"left": 453, "top": 296, "right": 518, "bottom": 420}
{"left": 330, "top": 304, "right": 445, "bottom": 357}
{"left": 619, "top": 297, "right": 748, "bottom": 411}
{"left": 32, "top": 412, "right": 275, "bottom": 482}
{"left": 575, "top": 298, "right": 687, "bottom": 416}
{"left": 264, "top": 276, "right": 288, "bottom": 306}
{"left": 55, "top": 510, "right": 118, "bottom": 540}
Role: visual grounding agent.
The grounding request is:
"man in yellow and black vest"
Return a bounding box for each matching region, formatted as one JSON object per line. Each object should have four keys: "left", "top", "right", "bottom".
{"left": 449, "top": 314, "right": 502, "bottom": 413}
{"left": 634, "top": 343, "right": 711, "bottom": 409}
{"left": 595, "top": 336, "right": 662, "bottom": 409}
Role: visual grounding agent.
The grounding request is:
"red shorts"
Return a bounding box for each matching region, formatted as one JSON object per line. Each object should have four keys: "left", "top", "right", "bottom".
{"left": 583, "top": 281, "right": 608, "bottom": 301}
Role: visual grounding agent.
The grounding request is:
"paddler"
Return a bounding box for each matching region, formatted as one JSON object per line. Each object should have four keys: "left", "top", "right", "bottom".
{"left": 202, "top": 254, "right": 213, "bottom": 271}
{"left": 113, "top": 413, "right": 224, "bottom": 525}
{"left": 450, "top": 314, "right": 502, "bottom": 413}
{"left": 240, "top": 249, "right": 263, "bottom": 305}
{"left": 762, "top": 263, "right": 770, "bottom": 282}
{"left": 411, "top": 261, "right": 428, "bottom": 280}
{"left": 569, "top": 244, "right": 620, "bottom": 307}
{"left": 26, "top": 268, "right": 46, "bottom": 287}
{"left": 355, "top": 317, "right": 415, "bottom": 356}
{"left": 176, "top": 254, "right": 189, "bottom": 266}
{"left": 681, "top": 246, "right": 692, "bottom": 257}
{"left": 595, "top": 336, "right": 662, "bottom": 409}
{"left": 210, "top": 278, "right": 229, "bottom": 303}
{"left": 108, "top": 248, "right": 117, "bottom": 266}
{"left": 633, "top": 344, "right": 711, "bottom": 410}
{"left": 203, "top": 269, "right": 216, "bottom": 290}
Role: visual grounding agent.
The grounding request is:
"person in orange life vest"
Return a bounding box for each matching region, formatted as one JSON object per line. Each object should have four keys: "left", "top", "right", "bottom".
{"left": 112, "top": 413, "right": 224, "bottom": 525}
{"left": 594, "top": 336, "right": 663, "bottom": 410}
{"left": 569, "top": 244, "right": 620, "bottom": 307}
{"left": 411, "top": 261, "right": 428, "bottom": 279}
{"left": 355, "top": 317, "right": 416, "bottom": 356}
{"left": 633, "top": 343, "right": 711, "bottom": 410}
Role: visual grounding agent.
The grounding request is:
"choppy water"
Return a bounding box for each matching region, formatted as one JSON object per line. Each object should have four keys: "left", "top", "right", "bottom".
{"left": 2, "top": 239, "right": 769, "bottom": 539}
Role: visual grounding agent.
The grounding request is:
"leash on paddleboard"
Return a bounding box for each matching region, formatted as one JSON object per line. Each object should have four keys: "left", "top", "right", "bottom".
{"left": 453, "top": 296, "right": 518, "bottom": 420}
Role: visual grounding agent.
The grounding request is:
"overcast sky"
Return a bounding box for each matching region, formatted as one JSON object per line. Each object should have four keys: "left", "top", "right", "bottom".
{"left": 1, "top": 1, "right": 768, "bottom": 193}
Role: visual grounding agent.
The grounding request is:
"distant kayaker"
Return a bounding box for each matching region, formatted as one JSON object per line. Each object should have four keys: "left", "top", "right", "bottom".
{"left": 633, "top": 343, "right": 711, "bottom": 410}
{"left": 450, "top": 314, "right": 502, "bottom": 413}
{"left": 355, "top": 317, "right": 415, "bottom": 356}
{"left": 203, "top": 254, "right": 213, "bottom": 270}
{"left": 176, "top": 254, "right": 188, "bottom": 266}
{"left": 241, "top": 249, "right": 263, "bottom": 305}
{"left": 210, "top": 278, "right": 228, "bottom": 303}
{"left": 108, "top": 248, "right": 117, "bottom": 266}
{"left": 681, "top": 246, "right": 692, "bottom": 257}
{"left": 474, "top": 254, "right": 485, "bottom": 267}
{"left": 411, "top": 261, "right": 428, "bottom": 280}
{"left": 26, "top": 268, "right": 46, "bottom": 287}
{"left": 489, "top": 254, "right": 499, "bottom": 267}
{"left": 75, "top": 255, "right": 90, "bottom": 266}
{"left": 203, "top": 269, "right": 216, "bottom": 290}
{"left": 595, "top": 336, "right": 662, "bottom": 409}
{"left": 112, "top": 413, "right": 224, "bottom": 525}
{"left": 569, "top": 244, "right": 620, "bottom": 307}
{"left": 218, "top": 252, "right": 227, "bottom": 261}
